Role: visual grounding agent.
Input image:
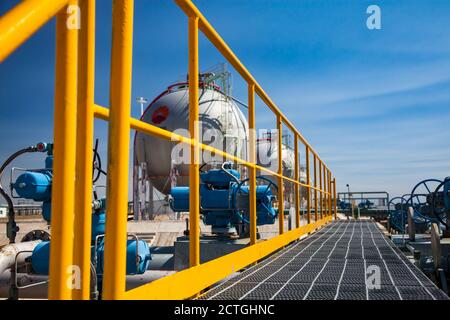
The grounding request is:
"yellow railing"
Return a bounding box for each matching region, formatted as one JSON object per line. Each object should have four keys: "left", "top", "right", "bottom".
{"left": 0, "top": 0, "right": 337, "bottom": 300}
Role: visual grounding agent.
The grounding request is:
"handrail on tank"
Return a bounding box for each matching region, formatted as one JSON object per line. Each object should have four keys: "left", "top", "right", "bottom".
{"left": 0, "top": 0, "right": 337, "bottom": 300}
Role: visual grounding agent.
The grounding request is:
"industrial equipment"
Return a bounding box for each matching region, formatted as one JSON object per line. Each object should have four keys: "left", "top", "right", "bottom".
{"left": 133, "top": 70, "right": 304, "bottom": 221}
{"left": 358, "top": 199, "right": 374, "bottom": 209}
{"left": 256, "top": 132, "right": 298, "bottom": 180}
{"left": 133, "top": 67, "right": 249, "bottom": 220}
{"left": 134, "top": 73, "right": 248, "bottom": 193}
{"left": 256, "top": 131, "right": 307, "bottom": 211}
{"left": 0, "top": 142, "right": 50, "bottom": 244}
{"left": 337, "top": 191, "right": 389, "bottom": 220}
{"left": 0, "top": 142, "right": 152, "bottom": 299}
{"left": 169, "top": 162, "right": 278, "bottom": 236}
{"left": 11, "top": 142, "right": 53, "bottom": 222}
{"left": 386, "top": 177, "right": 450, "bottom": 293}
{"left": 431, "top": 177, "right": 450, "bottom": 236}
{"left": 337, "top": 199, "right": 351, "bottom": 211}
{"left": 409, "top": 179, "right": 444, "bottom": 224}
{"left": 388, "top": 178, "right": 450, "bottom": 234}
{"left": 388, "top": 196, "right": 405, "bottom": 233}
{"left": 387, "top": 195, "right": 411, "bottom": 233}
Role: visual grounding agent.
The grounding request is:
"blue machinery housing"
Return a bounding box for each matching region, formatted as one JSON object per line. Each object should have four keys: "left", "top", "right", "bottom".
{"left": 170, "top": 163, "right": 278, "bottom": 235}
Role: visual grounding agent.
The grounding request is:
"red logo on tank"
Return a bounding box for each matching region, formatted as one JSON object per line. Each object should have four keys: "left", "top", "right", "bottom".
{"left": 151, "top": 106, "right": 169, "bottom": 124}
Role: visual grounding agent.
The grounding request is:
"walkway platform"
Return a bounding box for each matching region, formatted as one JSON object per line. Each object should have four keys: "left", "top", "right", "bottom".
{"left": 201, "top": 220, "right": 448, "bottom": 300}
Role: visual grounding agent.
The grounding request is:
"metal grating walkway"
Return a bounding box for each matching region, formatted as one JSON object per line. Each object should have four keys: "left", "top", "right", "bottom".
{"left": 200, "top": 220, "right": 449, "bottom": 300}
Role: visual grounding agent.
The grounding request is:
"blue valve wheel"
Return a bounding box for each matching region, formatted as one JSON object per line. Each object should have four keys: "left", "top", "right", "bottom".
{"left": 409, "top": 179, "right": 443, "bottom": 223}
{"left": 431, "top": 177, "right": 450, "bottom": 228}
{"left": 388, "top": 196, "right": 409, "bottom": 232}
{"left": 232, "top": 176, "right": 278, "bottom": 224}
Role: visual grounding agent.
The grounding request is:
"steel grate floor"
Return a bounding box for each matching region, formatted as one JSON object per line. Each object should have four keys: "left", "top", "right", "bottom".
{"left": 200, "top": 220, "right": 449, "bottom": 300}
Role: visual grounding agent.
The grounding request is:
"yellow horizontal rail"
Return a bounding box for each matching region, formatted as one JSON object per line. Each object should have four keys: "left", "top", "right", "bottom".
{"left": 94, "top": 104, "right": 331, "bottom": 195}
{"left": 123, "top": 215, "right": 332, "bottom": 300}
{"left": 0, "top": 0, "right": 69, "bottom": 62}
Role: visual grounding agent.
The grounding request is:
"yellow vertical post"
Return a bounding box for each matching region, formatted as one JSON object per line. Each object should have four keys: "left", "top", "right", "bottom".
{"left": 102, "top": 0, "right": 134, "bottom": 300}
{"left": 277, "top": 115, "right": 284, "bottom": 234}
{"left": 294, "top": 135, "right": 300, "bottom": 228}
{"left": 248, "top": 84, "right": 257, "bottom": 244}
{"left": 319, "top": 161, "right": 323, "bottom": 219}
{"left": 73, "top": 0, "right": 95, "bottom": 300}
{"left": 325, "top": 170, "right": 328, "bottom": 217}
{"left": 327, "top": 170, "right": 331, "bottom": 217}
{"left": 313, "top": 154, "right": 318, "bottom": 221}
{"left": 323, "top": 165, "right": 326, "bottom": 218}
{"left": 333, "top": 178, "right": 337, "bottom": 220}
{"left": 305, "top": 147, "right": 311, "bottom": 224}
{"left": 324, "top": 168, "right": 327, "bottom": 217}
{"left": 328, "top": 171, "right": 332, "bottom": 219}
{"left": 48, "top": 1, "right": 78, "bottom": 300}
{"left": 188, "top": 15, "right": 200, "bottom": 267}
{"left": 326, "top": 170, "right": 330, "bottom": 217}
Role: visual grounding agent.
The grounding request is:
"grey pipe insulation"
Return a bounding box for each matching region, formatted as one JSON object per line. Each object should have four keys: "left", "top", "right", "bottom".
{"left": 0, "top": 240, "right": 41, "bottom": 275}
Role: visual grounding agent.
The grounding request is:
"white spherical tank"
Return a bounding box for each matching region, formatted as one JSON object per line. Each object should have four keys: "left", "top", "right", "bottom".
{"left": 256, "top": 138, "right": 308, "bottom": 207}
{"left": 256, "top": 138, "right": 295, "bottom": 180}
{"left": 134, "top": 83, "right": 248, "bottom": 195}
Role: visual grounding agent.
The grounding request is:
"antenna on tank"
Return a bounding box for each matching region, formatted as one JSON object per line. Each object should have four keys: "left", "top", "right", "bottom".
{"left": 136, "top": 97, "right": 148, "bottom": 117}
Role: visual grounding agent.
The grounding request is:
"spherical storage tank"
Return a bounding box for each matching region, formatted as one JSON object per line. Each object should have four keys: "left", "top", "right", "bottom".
{"left": 256, "top": 138, "right": 307, "bottom": 206}
{"left": 256, "top": 138, "right": 307, "bottom": 182}
{"left": 134, "top": 82, "right": 248, "bottom": 195}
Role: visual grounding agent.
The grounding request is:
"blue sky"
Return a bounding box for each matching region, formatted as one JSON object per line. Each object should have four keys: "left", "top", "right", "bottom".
{"left": 1, "top": 0, "right": 450, "bottom": 200}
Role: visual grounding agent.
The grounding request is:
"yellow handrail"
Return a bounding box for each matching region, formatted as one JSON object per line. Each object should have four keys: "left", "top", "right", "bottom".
{"left": 0, "top": 0, "right": 337, "bottom": 300}
{"left": 93, "top": 104, "right": 330, "bottom": 194}
{"left": 173, "top": 0, "right": 330, "bottom": 171}
{"left": 0, "top": 0, "right": 69, "bottom": 62}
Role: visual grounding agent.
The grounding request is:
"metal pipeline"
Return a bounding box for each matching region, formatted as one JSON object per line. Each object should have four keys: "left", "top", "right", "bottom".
{"left": 0, "top": 245, "right": 175, "bottom": 299}
{"left": 0, "top": 240, "right": 41, "bottom": 275}
{"left": 0, "top": 145, "right": 40, "bottom": 243}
